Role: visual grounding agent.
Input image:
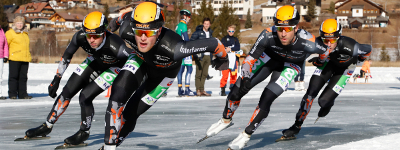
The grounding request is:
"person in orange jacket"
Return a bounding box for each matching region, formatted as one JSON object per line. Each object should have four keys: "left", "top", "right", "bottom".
{"left": 360, "top": 59, "right": 371, "bottom": 78}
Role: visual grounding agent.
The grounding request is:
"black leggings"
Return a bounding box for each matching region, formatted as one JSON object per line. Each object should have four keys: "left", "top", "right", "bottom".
{"left": 223, "top": 58, "right": 303, "bottom": 135}
{"left": 104, "top": 62, "right": 180, "bottom": 145}
{"left": 46, "top": 59, "right": 115, "bottom": 131}
{"left": 295, "top": 62, "right": 350, "bottom": 125}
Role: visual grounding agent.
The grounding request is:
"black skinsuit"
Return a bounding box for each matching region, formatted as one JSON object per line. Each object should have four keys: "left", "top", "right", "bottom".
{"left": 293, "top": 36, "right": 372, "bottom": 128}
{"left": 222, "top": 26, "right": 330, "bottom": 135}
{"left": 46, "top": 30, "right": 132, "bottom": 132}
{"left": 104, "top": 12, "right": 228, "bottom": 146}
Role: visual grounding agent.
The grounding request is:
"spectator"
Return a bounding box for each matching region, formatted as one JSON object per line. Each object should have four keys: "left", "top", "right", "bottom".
{"left": 0, "top": 25, "right": 9, "bottom": 99}
{"left": 175, "top": 9, "right": 195, "bottom": 96}
{"left": 359, "top": 59, "right": 371, "bottom": 78}
{"left": 190, "top": 18, "right": 213, "bottom": 96}
{"left": 5, "top": 16, "right": 32, "bottom": 99}
{"left": 294, "top": 60, "right": 306, "bottom": 91}
{"left": 220, "top": 25, "right": 240, "bottom": 96}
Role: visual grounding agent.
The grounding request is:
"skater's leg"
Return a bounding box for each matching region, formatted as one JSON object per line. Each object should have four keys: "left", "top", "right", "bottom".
{"left": 116, "top": 67, "right": 180, "bottom": 146}
{"left": 104, "top": 54, "right": 146, "bottom": 146}
{"left": 79, "top": 67, "right": 120, "bottom": 131}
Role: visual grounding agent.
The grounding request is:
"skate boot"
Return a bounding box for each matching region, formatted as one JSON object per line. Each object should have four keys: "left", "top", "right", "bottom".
{"left": 178, "top": 87, "right": 184, "bottom": 97}
{"left": 64, "top": 130, "right": 90, "bottom": 145}
{"left": 25, "top": 122, "right": 53, "bottom": 138}
{"left": 282, "top": 124, "right": 301, "bottom": 137}
{"left": 276, "top": 123, "right": 301, "bottom": 142}
{"left": 299, "top": 81, "right": 306, "bottom": 91}
{"left": 228, "top": 131, "right": 251, "bottom": 150}
{"left": 315, "top": 107, "right": 332, "bottom": 124}
{"left": 184, "top": 87, "right": 196, "bottom": 96}
{"left": 295, "top": 82, "right": 300, "bottom": 91}
{"left": 220, "top": 88, "right": 226, "bottom": 96}
{"left": 197, "top": 118, "right": 234, "bottom": 143}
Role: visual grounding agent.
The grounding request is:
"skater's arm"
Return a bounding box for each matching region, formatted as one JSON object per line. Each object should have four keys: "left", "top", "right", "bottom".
{"left": 241, "top": 29, "right": 270, "bottom": 78}
{"left": 57, "top": 31, "right": 81, "bottom": 77}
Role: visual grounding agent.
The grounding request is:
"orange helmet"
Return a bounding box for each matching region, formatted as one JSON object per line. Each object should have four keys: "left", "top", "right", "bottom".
{"left": 82, "top": 11, "right": 108, "bottom": 34}
{"left": 319, "top": 19, "right": 342, "bottom": 38}
{"left": 273, "top": 5, "right": 300, "bottom": 26}
{"left": 131, "top": 2, "right": 165, "bottom": 29}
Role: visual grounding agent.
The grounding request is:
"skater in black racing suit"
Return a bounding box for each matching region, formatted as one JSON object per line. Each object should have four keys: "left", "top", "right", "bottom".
{"left": 200, "top": 5, "right": 331, "bottom": 149}
{"left": 25, "top": 12, "right": 133, "bottom": 146}
{"left": 281, "top": 19, "right": 372, "bottom": 139}
{"left": 101, "top": 2, "right": 228, "bottom": 149}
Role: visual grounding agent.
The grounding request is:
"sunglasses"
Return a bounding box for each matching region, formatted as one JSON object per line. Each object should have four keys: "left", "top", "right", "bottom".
{"left": 85, "top": 33, "right": 103, "bottom": 39}
{"left": 228, "top": 30, "right": 235, "bottom": 33}
{"left": 321, "top": 37, "right": 339, "bottom": 44}
{"left": 276, "top": 25, "right": 296, "bottom": 32}
{"left": 132, "top": 28, "right": 159, "bottom": 37}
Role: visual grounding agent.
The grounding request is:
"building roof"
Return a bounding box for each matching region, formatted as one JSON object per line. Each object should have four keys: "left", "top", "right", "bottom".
{"left": 376, "top": 16, "right": 389, "bottom": 22}
{"left": 14, "top": 2, "right": 53, "bottom": 14}
{"left": 3, "top": 5, "right": 19, "bottom": 13}
{"left": 348, "top": 17, "right": 364, "bottom": 23}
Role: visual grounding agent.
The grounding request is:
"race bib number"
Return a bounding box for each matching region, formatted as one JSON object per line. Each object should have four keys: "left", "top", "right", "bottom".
{"left": 250, "top": 52, "right": 271, "bottom": 77}
{"left": 141, "top": 77, "right": 175, "bottom": 106}
{"left": 275, "top": 63, "right": 300, "bottom": 90}
{"left": 94, "top": 67, "right": 121, "bottom": 90}
{"left": 313, "top": 62, "right": 328, "bottom": 76}
{"left": 332, "top": 75, "right": 350, "bottom": 94}
{"left": 122, "top": 54, "right": 143, "bottom": 74}
{"left": 313, "top": 68, "right": 322, "bottom": 76}
{"left": 74, "top": 56, "right": 94, "bottom": 76}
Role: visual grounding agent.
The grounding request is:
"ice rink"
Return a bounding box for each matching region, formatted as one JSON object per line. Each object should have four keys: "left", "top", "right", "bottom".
{"left": 0, "top": 64, "right": 400, "bottom": 150}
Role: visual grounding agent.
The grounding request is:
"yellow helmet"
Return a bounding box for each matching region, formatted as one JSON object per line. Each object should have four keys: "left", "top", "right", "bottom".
{"left": 273, "top": 5, "right": 300, "bottom": 26}
{"left": 319, "top": 19, "right": 342, "bottom": 38}
{"left": 131, "top": 2, "right": 165, "bottom": 29}
{"left": 82, "top": 11, "right": 108, "bottom": 34}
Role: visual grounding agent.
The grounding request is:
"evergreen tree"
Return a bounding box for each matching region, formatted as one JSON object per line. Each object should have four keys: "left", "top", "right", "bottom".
{"left": 103, "top": 3, "right": 110, "bottom": 21}
{"left": 244, "top": 8, "right": 252, "bottom": 28}
{"left": 304, "top": 0, "right": 317, "bottom": 22}
{"left": 380, "top": 45, "right": 390, "bottom": 62}
{"left": 212, "top": 1, "right": 240, "bottom": 39}
{"left": 328, "top": 2, "right": 335, "bottom": 14}
{"left": 190, "top": 0, "right": 215, "bottom": 34}
{"left": 0, "top": 5, "right": 8, "bottom": 31}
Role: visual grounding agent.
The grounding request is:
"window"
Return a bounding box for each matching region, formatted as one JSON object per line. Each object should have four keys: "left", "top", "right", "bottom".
{"left": 197, "top": 2, "right": 200, "bottom": 5}
{"left": 219, "top": 1, "right": 221, "bottom": 4}
{"left": 239, "top": 1, "right": 242, "bottom": 3}
{"left": 375, "top": 10, "right": 378, "bottom": 13}
{"left": 346, "top": 10, "right": 349, "bottom": 13}
{"left": 214, "top": 1, "right": 218, "bottom": 4}
{"left": 239, "top": 7, "right": 243, "bottom": 11}
{"left": 367, "top": 10, "right": 370, "bottom": 13}
{"left": 303, "top": 5, "right": 307, "bottom": 9}
{"left": 356, "top": 10, "right": 359, "bottom": 13}
{"left": 339, "top": 19, "right": 342, "bottom": 21}
{"left": 364, "top": 10, "right": 366, "bottom": 13}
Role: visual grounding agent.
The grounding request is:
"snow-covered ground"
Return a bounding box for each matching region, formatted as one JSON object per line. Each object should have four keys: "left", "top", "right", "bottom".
{"left": 0, "top": 64, "right": 399, "bottom": 149}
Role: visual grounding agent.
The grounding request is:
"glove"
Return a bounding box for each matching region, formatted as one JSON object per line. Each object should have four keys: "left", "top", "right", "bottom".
{"left": 239, "top": 77, "right": 251, "bottom": 95}
{"left": 48, "top": 74, "right": 61, "bottom": 98}
{"left": 308, "top": 57, "right": 323, "bottom": 67}
{"left": 357, "top": 56, "right": 365, "bottom": 62}
{"left": 3, "top": 58, "right": 7, "bottom": 63}
{"left": 212, "top": 57, "right": 229, "bottom": 71}
{"left": 109, "top": 17, "right": 119, "bottom": 32}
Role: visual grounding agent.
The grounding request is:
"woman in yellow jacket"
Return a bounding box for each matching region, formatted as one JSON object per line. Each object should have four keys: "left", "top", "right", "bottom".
{"left": 5, "top": 16, "right": 32, "bottom": 99}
